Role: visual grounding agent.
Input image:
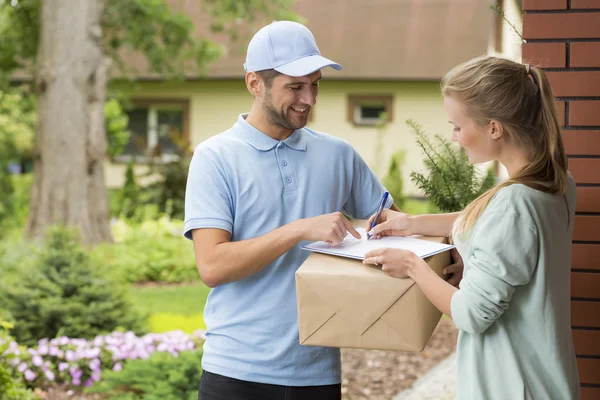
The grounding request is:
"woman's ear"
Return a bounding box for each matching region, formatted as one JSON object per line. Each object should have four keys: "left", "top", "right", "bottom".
{"left": 489, "top": 120, "right": 504, "bottom": 140}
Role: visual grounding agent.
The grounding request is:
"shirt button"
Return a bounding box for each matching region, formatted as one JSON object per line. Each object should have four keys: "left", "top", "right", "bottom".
{"left": 282, "top": 161, "right": 288, "bottom": 167}
{"left": 286, "top": 178, "right": 292, "bottom": 184}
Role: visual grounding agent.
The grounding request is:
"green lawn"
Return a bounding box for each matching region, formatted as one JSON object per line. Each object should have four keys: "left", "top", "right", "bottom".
{"left": 129, "top": 282, "right": 211, "bottom": 333}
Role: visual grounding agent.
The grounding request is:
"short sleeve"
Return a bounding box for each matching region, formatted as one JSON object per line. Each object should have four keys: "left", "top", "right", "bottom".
{"left": 451, "top": 211, "right": 539, "bottom": 334}
{"left": 183, "top": 147, "right": 234, "bottom": 240}
{"left": 342, "top": 147, "right": 393, "bottom": 218}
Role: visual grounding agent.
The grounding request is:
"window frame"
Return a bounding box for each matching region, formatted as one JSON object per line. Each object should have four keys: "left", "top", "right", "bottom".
{"left": 114, "top": 98, "right": 190, "bottom": 164}
{"left": 346, "top": 95, "right": 394, "bottom": 127}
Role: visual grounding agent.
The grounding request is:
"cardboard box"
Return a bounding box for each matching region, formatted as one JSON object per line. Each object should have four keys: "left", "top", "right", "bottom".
{"left": 295, "top": 231, "right": 450, "bottom": 352}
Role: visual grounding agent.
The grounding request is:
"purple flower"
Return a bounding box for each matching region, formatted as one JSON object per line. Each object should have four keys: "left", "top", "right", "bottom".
{"left": 32, "top": 355, "right": 43, "bottom": 367}
{"left": 69, "top": 367, "right": 83, "bottom": 380}
{"left": 24, "top": 370, "right": 36, "bottom": 381}
{"left": 48, "top": 345, "right": 61, "bottom": 356}
{"left": 17, "top": 362, "right": 28, "bottom": 373}
{"left": 84, "top": 378, "right": 94, "bottom": 387}
{"left": 113, "top": 362, "right": 123, "bottom": 372}
{"left": 65, "top": 350, "right": 76, "bottom": 362}
{"left": 44, "top": 370, "right": 56, "bottom": 381}
{"left": 89, "top": 358, "right": 101, "bottom": 371}
{"left": 91, "top": 370, "right": 101, "bottom": 381}
{"left": 58, "top": 362, "right": 69, "bottom": 372}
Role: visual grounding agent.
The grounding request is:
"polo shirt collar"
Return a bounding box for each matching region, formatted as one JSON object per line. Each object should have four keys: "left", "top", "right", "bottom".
{"left": 234, "top": 113, "right": 307, "bottom": 152}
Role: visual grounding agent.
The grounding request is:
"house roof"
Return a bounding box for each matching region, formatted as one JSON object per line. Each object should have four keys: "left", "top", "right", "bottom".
{"left": 120, "top": 0, "right": 493, "bottom": 81}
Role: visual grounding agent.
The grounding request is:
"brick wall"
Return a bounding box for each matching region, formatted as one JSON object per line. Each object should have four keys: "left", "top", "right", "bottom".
{"left": 522, "top": 1, "right": 600, "bottom": 398}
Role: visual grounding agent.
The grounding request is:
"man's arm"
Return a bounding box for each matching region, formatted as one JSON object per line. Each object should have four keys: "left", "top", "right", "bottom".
{"left": 192, "top": 212, "right": 359, "bottom": 287}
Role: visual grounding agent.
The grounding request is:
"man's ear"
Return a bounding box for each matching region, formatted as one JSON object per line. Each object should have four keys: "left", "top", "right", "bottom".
{"left": 246, "top": 72, "right": 261, "bottom": 96}
{"left": 489, "top": 120, "right": 504, "bottom": 140}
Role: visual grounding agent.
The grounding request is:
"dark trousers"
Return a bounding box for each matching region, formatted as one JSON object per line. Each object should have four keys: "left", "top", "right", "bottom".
{"left": 198, "top": 370, "right": 342, "bottom": 400}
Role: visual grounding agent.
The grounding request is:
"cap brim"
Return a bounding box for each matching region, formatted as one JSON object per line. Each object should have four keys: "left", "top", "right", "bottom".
{"left": 274, "top": 55, "right": 342, "bottom": 77}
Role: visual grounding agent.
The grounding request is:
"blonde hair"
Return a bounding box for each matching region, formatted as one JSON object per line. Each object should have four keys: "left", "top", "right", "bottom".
{"left": 442, "top": 56, "right": 569, "bottom": 235}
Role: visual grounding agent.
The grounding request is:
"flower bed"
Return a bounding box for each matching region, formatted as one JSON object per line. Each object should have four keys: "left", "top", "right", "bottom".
{"left": 1, "top": 330, "right": 205, "bottom": 388}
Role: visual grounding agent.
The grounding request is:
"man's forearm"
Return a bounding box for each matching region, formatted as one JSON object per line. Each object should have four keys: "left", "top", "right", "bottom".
{"left": 409, "top": 212, "right": 461, "bottom": 237}
{"left": 196, "top": 220, "right": 305, "bottom": 287}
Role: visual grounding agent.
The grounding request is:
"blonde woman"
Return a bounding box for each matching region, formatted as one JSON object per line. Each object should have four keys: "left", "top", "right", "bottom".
{"left": 364, "top": 56, "right": 580, "bottom": 399}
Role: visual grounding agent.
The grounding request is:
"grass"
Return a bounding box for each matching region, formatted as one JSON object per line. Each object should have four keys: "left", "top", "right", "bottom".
{"left": 129, "top": 282, "right": 211, "bottom": 333}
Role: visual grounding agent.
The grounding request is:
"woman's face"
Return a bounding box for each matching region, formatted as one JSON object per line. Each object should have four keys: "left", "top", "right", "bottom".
{"left": 443, "top": 96, "right": 498, "bottom": 164}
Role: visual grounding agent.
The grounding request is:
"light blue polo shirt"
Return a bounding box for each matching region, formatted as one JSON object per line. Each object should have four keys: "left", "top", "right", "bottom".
{"left": 184, "top": 114, "right": 393, "bottom": 386}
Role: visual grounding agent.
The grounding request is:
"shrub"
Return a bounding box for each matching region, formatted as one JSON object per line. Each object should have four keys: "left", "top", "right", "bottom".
{"left": 0, "top": 227, "right": 146, "bottom": 346}
{"left": 93, "top": 217, "right": 198, "bottom": 283}
{"left": 86, "top": 349, "right": 204, "bottom": 400}
{"left": 0, "top": 322, "right": 37, "bottom": 400}
{"left": 143, "top": 131, "right": 192, "bottom": 220}
{"left": 119, "top": 161, "right": 140, "bottom": 219}
{"left": 408, "top": 119, "right": 496, "bottom": 212}
{"left": 383, "top": 150, "right": 407, "bottom": 210}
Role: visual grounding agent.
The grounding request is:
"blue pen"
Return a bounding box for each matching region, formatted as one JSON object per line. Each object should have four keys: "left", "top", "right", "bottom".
{"left": 367, "top": 191, "right": 389, "bottom": 240}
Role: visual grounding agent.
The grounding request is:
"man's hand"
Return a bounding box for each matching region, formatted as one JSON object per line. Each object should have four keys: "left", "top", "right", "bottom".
{"left": 298, "top": 212, "right": 360, "bottom": 246}
{"left": 444, "top": 247, "right": 464, "bottom": 287}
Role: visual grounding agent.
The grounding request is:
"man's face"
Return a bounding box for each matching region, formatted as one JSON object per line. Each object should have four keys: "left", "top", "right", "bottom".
{"left": 261, "top": 70, "right": 321, "bottom": 131}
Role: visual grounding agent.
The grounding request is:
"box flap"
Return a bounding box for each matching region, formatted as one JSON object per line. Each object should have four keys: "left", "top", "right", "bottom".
{"left": 296, "top": 256, "right": 414, "bottom": 338}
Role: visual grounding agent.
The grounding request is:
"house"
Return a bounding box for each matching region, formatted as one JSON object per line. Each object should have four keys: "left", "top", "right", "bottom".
{"left": 107, "top": 0, "right": 524, "bottom": 195}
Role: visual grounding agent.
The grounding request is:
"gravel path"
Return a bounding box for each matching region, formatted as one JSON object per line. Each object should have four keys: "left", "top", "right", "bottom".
{"left": 341, "top": 318, "right": 458, "bottom": 400}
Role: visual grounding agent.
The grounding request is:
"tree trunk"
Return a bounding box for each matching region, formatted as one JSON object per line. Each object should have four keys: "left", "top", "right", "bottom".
{"left": 26, "top": 0, "right": 112, "bottom": 244}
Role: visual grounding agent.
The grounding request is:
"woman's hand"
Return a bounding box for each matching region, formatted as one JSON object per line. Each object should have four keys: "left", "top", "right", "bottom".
{"left": 367, "top": 210, "right": 414, "bottom": 238}
{"left": 363, "top": 248, "right": 427, "bottom": 279}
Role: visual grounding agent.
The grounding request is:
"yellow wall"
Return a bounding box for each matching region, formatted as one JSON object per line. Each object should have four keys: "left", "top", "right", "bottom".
{"left": 107, "top": 79, "right": 478, "bottom": 196}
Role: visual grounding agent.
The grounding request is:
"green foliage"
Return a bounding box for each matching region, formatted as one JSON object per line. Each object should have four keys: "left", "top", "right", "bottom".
{"left": 105, "top": 95, "right": 131, "bottom": 158}
{"left": 0, "top": 0, "right": 296, "bottom": 84}
{"left": 402, "top": 198, "right": 439, "bottom": 215}
{"left": 0, "top": 173, "right": 32, "bottom": 235}
{"left": 103, "top": 0, "right": 221, "bottom": 77}
{"left": 383, "top": 150, "right": 407, "bottom": 209}
{"left": 0, "top": 227, "right": 146, "bottom": 346}
{"left": 205, "top": 0, "right": 299, "bottom": 41}
{"left": 0, "top": 89, "right": 35, "bottom": 231}
{"left": 120, "top": 161, "right": 140, "bottom": 219}
{"left": 0, "top": 88, "right": 36, "bottom": 160}
{"left": 408, "top": 119, "right": 497, "bottom": 213}
{"left": 92, "top": 217, "right": 198, "bottom": 283}
{"left": 0, "top": 168, "right": 14, "bottom": 232}
{"left": 0, "top": 322, "right": 37, "bottom": 400}
{"left": 86, "top": 350, "right": 204, "bottom": 400}
{"left": 144, "top": 132, "right": 192, "bottom": 220}
{"left": 0, "top": 227, "right": 37, "bottom": 279}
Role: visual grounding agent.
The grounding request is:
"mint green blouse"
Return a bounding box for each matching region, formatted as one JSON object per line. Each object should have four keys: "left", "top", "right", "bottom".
{"left": 451, "top": 175, "right": 580, "bottom": 400}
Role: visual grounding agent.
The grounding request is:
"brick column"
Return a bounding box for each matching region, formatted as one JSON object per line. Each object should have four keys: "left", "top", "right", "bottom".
{"left": 522, "top": 1, "right": 600, "bottom": 398}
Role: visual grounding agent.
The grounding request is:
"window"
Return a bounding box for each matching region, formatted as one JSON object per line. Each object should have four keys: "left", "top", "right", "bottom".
{"left": 117, "top": 99, "right": 189, "bottom": 162}
{"left": 347, "top": 95, "right": 393, "bottom": 126}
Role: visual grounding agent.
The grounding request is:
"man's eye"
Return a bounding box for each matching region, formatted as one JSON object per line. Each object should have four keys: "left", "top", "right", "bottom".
{"left": 453, "top": 127, "right": 460, "bottom": 132}
{"left": 290, "top": 86, "right": 301, "bottom": 91}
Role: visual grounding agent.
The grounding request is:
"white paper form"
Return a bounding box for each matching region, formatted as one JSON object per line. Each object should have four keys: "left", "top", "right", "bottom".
{"left": 302, "top": 228, "right": 454, "bottom": 260}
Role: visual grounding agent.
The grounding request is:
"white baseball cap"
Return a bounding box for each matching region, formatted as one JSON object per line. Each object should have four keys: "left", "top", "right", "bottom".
{"left": 243, "top": 21, "right": 342, "bottom": 77}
